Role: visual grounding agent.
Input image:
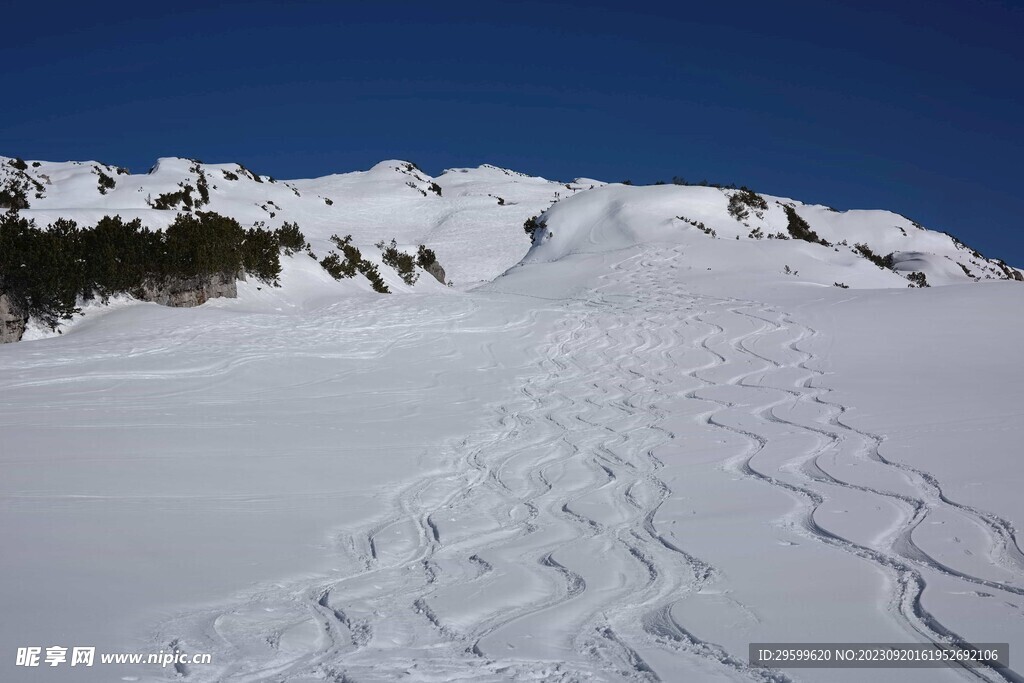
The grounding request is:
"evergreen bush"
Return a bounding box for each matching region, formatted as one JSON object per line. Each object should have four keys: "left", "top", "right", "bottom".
{"left": 96, "top": 171, "right": 116, "bottom": 194}
{"left": 727, "top": 188, "right": 768, "bottom": 222}
{"left": 416, "top": 245, "right": 438, "bottom": 268}
{"left": 523, "top": 215, "right": 545, "bottom": 238}
{"left": 784, "top": 205, "right": 830, "bottom": 246}
{"left": 377, "top": 238, "right": 418, "bottom": 285}
{"left": 274, "top": 222, "right": 307, "bottom": 255}
{"left": 853, "top": 243, "right": 895, "bottom": 270}
{"left": 906, "top": 271, "right": 929, "bottom": 288}
{"left": 0, "top": 211, "right": 282, "bottom": 329}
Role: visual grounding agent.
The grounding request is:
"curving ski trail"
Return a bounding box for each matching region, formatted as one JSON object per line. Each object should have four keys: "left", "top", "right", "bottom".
{"left": 142, "top": 245, "right": 1022, "bottom": 683}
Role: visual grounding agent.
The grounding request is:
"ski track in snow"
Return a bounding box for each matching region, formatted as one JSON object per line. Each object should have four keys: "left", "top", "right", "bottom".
{"left": 146, "top": 245, "right": 1023, "bottom": 683}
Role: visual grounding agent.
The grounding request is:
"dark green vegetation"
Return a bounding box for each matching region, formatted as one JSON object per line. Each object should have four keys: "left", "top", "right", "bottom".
{"left": 152, "top": 163, "right": 212, "bottom": 210}
{"left": 274, "top": 222, "right": 307, "bottom": 255}
{"left": 853, "top": 242, "right": 895, "bottom": 270}
{"left": 96, "top": 170, "right": 116, "bottom": 194}
{"left": 677, "top": 216, "right": 716, "bottom": 237}
{"left": 322, "top": 234, "right": 390, "bottom": 292}
{"left": 152, "top": 185, "right": 197, "bottom": 210}
{"left": 0, "top": 183, "right": 29, "bottom": 210}
{"left": 727, "top": 188, "right": 768, "bottom": 222}
{"left": 377, "top": 239, "right": 418, "bottom": 286}
{"left": 237, "top": 163, "right": 263, "bottom": 183}
{"left": 669, "top": 176, "right": 747, "bottom": 190}
{"left": 906, "top": 271, "right": 929, "bottom": 288}
{"left": 523, "top": 215, "right": 545, "bottom": 239}
{"left": 0, "top": 163, "right": 45, "bottom": 209}
{"left": 322, "top": 234, "right": 361, "bottom": 279}
{"left": 783, "top": 205, "right": 831, "bottom": 246}
{"left": 416, "top": 245, "right": 438, "bottom": 269}
{"left": 0, "top": 210, "right": 299, "bottom": 328}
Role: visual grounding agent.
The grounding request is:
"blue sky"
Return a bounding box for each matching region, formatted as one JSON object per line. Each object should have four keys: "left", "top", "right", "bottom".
{"left": 3, "top": 0, "right": 1022, "bottom": 265}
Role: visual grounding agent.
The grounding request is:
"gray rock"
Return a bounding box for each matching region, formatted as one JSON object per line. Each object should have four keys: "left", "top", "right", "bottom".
{"left": 424, "top": 261, "right": 446, "bottom": 285}
{"left": 0, "top": 272, "right": 239, "bottom": 345}
{"left": 0, "top": 292, "right": 27, "bottom": 344}
{"left": 138, "top": 272, "right": 238, "bottom": 308}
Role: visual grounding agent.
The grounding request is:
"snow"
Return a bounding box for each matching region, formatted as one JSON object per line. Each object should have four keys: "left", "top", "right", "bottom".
{"left": 1, "top": 158, "right": 1023, "bottom": 681}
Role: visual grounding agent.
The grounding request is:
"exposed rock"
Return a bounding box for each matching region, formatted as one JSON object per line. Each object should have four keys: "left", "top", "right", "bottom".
{"left": 138, "top": 272, "right": 238, "bottom": 308}
{"left": 0, "top": 292, "right": 28, "bottom": 344}
{"left": 1, "top": 273, "right": 239, "bottom": 345}
{"left": 424, "top": 261, "right": 446, "bottom": 285}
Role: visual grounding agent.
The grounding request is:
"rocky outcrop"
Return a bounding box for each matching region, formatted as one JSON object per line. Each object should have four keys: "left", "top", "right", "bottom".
{"left": 138, "top": 272, "right": 238, "bottom": 307}
{"left": 0, "top": 292, "right": 28, "bottom": 344}
{"left": 0, "top": 273, "right": 239, "bottom": 345}
{"left": 424, "top": 261, "right": 446, "bottom": 285}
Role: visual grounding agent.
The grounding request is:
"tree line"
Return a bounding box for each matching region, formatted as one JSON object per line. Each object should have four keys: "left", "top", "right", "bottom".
{"left": 0, "top": 210, "right": 304, "bottom": 328}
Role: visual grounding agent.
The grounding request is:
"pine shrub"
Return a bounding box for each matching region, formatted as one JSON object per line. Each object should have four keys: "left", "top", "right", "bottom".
{"left": 377, "top": 238, "right": 418, "bottom": 285}
{"left": 0, "top": 212, "right": 83, "bottom": 326}
{"left": 523, "top": 215, "right": 545, "bottom": 238}
{"left": 96, "top": 171, "right": 116, "bottom": 194}
{"left": 416, "top": 245, "right": 437, "bottom": 268}
{"left": 274, "top": 222, "right": 307, "bottom": 255}
{"left": 853, "top": 243, "right": 895, "bottom": 270}
{"left": 152, "top": 185, "right": 195, "bottom": 210}
{"left": 728, "top": 188, "right": 768, "bottom": 222}
{"left": 359, "top": 260, "right": 390, "bottom": 293}
{"left": 784, "top": 205, "right": 830, "bottom": 246}
{"left": 0, "top": 210, "right": 284, "bottom": 328}
{"left": 906, "top": 271, "right": 929, "bottom": 288}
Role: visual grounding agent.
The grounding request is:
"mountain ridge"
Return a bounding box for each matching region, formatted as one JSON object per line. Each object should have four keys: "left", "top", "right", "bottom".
{"left": 1, "top": 154, "right": 1020, "bottom": 344}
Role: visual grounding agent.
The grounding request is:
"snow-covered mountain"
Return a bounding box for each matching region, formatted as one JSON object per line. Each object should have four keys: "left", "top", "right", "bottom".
{"left": 0, "top": 155, "right": 598, "bottom": 291}
{"left": 2, "top": 154, "right": 1019, "bottom": 305}
{"left": 2, "top": 154, "right": 1023, "bottom": 683}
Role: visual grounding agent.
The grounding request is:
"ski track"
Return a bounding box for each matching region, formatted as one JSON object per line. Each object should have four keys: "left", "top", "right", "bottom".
{"left": 147, "top": 245, "right": 1023, "bottom": 683}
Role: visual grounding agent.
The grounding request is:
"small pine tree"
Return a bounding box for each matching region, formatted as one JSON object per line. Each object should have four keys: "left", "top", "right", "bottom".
{"left": 377, "top": 238, "right": 418, "bottom": 286}
{"left": 784, "top": 205, "right": 830, "bottom": 246}
{"left": 96, "top": 171, "right": 116, "bottom": 194}
{"left": 906, "top": 271, "right": 929, "bottom": 288}
{"left": 242, "top": 228, "right": 282, "bottom": 284}
{"left": 358, "top": 260, "right": 390, "bottom": 293}
{"left": 416, "top": 245, "right": 437, "bottom": 268}
{"left": 523, "top": 215, "right": 545, "bottom": 238}
{"left": 274, "top": 222, "right": 307, "bottom": 255}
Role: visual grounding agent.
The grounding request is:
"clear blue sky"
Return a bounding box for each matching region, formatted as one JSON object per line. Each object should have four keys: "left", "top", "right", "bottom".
{"left": 3, "top": 0, "right": 1021, "bottom": 265}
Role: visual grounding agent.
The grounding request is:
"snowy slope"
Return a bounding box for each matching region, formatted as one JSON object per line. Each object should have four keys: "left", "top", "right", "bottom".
{"left": 522, "top": 183, "right": 1021, "bottom": 288}
{"left": 2, "top": 155, "right": 1023, "bottom": 682}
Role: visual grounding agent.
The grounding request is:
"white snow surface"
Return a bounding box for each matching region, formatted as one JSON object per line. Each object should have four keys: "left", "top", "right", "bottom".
{"left": 1, "top": 159, "right": 1023, "bottom": 682}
